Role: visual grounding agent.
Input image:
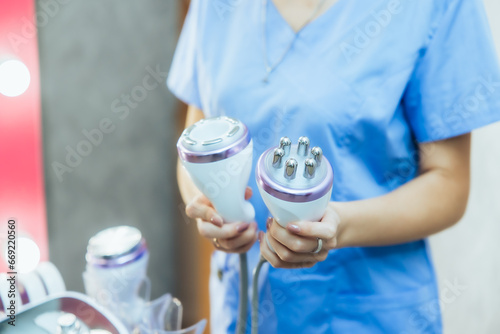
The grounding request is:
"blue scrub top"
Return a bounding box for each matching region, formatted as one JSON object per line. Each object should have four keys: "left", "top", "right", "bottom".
{"left": 168, "top": 0, "right": 500, "bottom": 333}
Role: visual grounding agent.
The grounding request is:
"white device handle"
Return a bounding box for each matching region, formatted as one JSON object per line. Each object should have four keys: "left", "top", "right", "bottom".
{"left": 182, "top": 141, "right": 255, "bottom": 223}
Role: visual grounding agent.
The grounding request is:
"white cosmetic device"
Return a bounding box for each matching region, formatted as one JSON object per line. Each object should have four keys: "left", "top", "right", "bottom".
{"left": 256, "top": 137, "right": 333, "bottom": 249}
{"left": 250, "top": 136, "right": 334, "bottom": 334}
{"left": 177, "top": 116, "right": 255, "bottom": 334}
{"left": 83, "top": 226, "right": 149, "bottom": 329}
{"left": 177, "top": 116, "right": 255, "bottom": 223}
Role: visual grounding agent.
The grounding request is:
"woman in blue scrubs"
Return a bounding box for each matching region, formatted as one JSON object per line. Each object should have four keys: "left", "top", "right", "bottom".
{"left": 169, "top": 0, "right": 500, "bottom": 333}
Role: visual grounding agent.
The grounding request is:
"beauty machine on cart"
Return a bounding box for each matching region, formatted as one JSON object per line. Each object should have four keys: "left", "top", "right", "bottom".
{"left": 0, "top": 226, "right": 207, "bottom": 334}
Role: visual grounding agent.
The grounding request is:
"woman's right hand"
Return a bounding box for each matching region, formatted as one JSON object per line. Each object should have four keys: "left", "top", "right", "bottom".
{"left": 185, "top": 187, "right": 258, "bottom": 253}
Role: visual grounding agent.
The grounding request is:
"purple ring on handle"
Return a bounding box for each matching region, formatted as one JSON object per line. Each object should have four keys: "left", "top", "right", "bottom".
{"left": 0, "top": 291, "right": 4, "bottom": 313}
{"left": 18, "top": 281, "right": 30, "bottom": 305}
{"left": 86, "top": 240, "right": 148, "bottom": 268}
{"left": 177, "top": 124, "right": 251, "bottom": 163}
{"left": 256, "top": 147, "right": 334, "bottom": 203}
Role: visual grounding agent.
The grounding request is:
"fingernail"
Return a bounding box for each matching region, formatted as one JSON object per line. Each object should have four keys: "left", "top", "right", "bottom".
{"left": 211, "top": 215, "right": 223, "bottom": 227}
{"left": 237, "top": 222, "right": 250, "bottom": 233}
{"left": 266, "top": 217, "right": 272, "bottom": 230}
{"left": 287, "top": 224, "right": 300, "bottom": 233}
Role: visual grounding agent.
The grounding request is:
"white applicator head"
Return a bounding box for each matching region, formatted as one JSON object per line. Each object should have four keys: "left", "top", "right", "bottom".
{"left": 177, "top": 116, "right": 255, "bottom": 223}
{"left": 256, "top": 136, "right": 333, "bottom": 227}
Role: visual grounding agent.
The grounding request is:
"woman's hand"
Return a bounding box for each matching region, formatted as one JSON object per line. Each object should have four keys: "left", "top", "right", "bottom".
{"left": 185, "top": 187, "right": 258, "bottom": 253}
{"left": 259, "top": 202, "right": 341, "bottom": 268}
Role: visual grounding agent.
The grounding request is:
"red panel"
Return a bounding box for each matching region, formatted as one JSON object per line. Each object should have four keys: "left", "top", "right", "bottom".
{"left": 0, "top": 0, "right": 48, "bottom": 271}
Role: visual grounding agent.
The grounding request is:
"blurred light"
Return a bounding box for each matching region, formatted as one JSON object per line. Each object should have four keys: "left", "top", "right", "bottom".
{"left": 0, "top": 59, "right": 31, "bottom": 97}
{"left": 4, "top": 236, "right": 41, "bottom": 273}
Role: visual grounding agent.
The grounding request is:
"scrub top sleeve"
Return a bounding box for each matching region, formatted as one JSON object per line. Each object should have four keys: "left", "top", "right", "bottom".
{"left": 403, "top": 0, "right": 500, "bottom": 143}
{"left": 167, "top": 0, "right": 203, "bottom": 110}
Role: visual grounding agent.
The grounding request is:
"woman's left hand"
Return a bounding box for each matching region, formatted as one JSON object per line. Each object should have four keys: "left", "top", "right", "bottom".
{"left": 259, "top": 202, "right": 341, "bottom": 269}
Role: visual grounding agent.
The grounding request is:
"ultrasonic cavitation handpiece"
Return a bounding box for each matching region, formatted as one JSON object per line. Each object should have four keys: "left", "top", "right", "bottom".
{"left": 177, "top": 116, "right": 255, "bottom": 223}
{"left": 177, "top": 116, "right": 255, "bottom": 334}
{"left": 256, "top": 136, "right": 333, "bottom": 228}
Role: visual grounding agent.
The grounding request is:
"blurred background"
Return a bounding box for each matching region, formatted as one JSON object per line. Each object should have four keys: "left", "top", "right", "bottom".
{"left": 37, "top": 0, "right": 206, "bottom": 328}
{"left": 0, "top": 0, "right": 499, "bottom": 333}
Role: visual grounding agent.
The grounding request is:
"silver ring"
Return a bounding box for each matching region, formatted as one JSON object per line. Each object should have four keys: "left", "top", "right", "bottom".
{"left": 212, "top": 238, "right": 221, "bottom": 248}
{"left": 312, "top": 238, "right": 322, "bottom": 254}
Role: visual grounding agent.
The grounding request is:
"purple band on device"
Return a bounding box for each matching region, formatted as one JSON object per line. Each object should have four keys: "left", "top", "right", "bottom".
{"left": 0, "top": 293, "right": 4, "bottom": 313}
{"left": 256, "top": 147, "right": 334, "bottom": 203}
{"left": 177, "top": 125, "right": 251, "bottom": 163}
{"left": 86, "top": 240, "right": 148, "bottom": 268}
{"left": 18, "top": 281, "right": 30, "bottom": 305}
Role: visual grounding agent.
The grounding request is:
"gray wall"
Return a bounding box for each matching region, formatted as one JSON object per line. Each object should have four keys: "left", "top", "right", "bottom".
{"left": 38, "top": 0, "right": 185, "bottom": 303}
{"left": 429, "top": 1, "right": 500, "bottom": 333}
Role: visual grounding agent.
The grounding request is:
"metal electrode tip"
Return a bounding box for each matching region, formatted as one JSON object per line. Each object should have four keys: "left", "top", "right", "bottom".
{"left": 272, "top": 148, "right": 285, "bottom": 168}
{"left": 311, "top": 146, "right": 323, "bottom": 166}
{"left": 297, "top": 136, "right": 310, "bottom": 156}
{"left": 279, "top": 136, "right": 292, "bottom": 155}
{"left": 284, "top": 158, "right": 298, "bottom": 180}
{"left": 304, "top": 158, "right": 317, "bottom": 179}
